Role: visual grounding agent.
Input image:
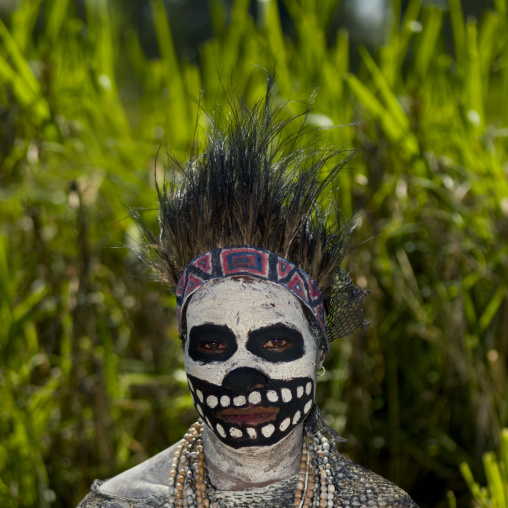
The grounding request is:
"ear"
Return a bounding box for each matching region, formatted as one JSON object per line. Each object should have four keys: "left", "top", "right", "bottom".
{"left": 317, "top": 350, "right": 326, "bottom": 370}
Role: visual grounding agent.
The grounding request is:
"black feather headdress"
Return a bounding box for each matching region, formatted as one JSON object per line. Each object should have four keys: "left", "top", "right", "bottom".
{"left": 131, "top": 84, "right": 368, "bottom": 345}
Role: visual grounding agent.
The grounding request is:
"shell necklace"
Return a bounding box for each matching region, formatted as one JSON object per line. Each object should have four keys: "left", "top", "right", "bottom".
{"left": 167, "top": 420, "right": 337, "bottom": 508}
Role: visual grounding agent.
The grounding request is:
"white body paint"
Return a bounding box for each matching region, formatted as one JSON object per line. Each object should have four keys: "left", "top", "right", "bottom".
{"left": 203, "top": 421, "right": 304, "bottom": 489}
{"left": 184, "top": 278, "right": 322, "bottom": 386}
{"left": 184, "top": 278, "right": 326, "bottom": 488}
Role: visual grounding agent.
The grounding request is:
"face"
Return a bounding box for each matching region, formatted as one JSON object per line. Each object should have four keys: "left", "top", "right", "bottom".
{"left": 184, "top": 277, "right": 322, "bottom": 449}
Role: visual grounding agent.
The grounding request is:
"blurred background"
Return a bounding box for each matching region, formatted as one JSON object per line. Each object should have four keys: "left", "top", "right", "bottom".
{"left": 1, "top": 0, "right": 507, "bottom": 507}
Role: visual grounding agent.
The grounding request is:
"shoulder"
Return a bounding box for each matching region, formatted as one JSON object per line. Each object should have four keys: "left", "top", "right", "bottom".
{"left": 331, "top": 449, "right": 419, "bottom": 507}
{"left": 76, "top": 441, "right": 181, "bottom": 506}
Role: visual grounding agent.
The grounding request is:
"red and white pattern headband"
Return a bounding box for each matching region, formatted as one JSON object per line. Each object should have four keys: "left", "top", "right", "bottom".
{"left": 176, "top": 246, "right": 327, "bottom": 346}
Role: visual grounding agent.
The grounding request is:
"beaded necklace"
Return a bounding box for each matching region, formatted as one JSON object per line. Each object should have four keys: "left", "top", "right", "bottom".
{"left": 167, "top": 420, "right": 337, "bottom": 508}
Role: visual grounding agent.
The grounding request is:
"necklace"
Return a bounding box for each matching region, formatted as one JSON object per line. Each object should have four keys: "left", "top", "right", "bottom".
{"left": 167, "top": 420, "right": 337, "bottom": 508}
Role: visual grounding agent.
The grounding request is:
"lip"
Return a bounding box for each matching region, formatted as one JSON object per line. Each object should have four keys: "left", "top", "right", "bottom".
{"left": 216, "top": 405, "right": 280, "bottom": 426}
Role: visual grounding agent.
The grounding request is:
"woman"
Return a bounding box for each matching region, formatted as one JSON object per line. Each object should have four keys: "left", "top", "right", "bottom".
{"left": 78, "top": 88, "right": 418, "bottom": 507}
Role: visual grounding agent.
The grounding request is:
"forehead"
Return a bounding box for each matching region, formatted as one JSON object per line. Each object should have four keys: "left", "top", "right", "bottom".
{"left": 185, "top": 278, "right": 310, "bottom": 333}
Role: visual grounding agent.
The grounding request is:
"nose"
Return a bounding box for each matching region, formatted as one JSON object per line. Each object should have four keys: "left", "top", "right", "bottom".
{"left": 222, "top": 367, "right": 268, "bottom": 394}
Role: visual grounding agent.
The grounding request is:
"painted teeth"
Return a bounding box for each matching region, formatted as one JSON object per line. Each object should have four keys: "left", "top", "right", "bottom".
{"left": 197, "top": 404, "right": 204, "bottom": 417}
{"left": 248, "top": 391, "right": 261, "bottom": 405}
{"left": 305, "top": 381, "right": 312, "bottom": 395}
{"left": 220, "top": 395, "right": 230, "bottom": 407}
{"left": 206, "top": 395, "right": 218, "bottom": 409}
{"left": 267, "top": 390, "right": 278, "bottom": 402}
{"left": 196, "top": 390, "right": 204, "bottom": 403}
{"left": 281, "top": 388, "right": 292, "bottom": 402}
{"left": 292, "top": 410, "right": 301, "bottom": 425}
{"left": 233, "top": 395, "right": 246, "bottom": 407}
{"left": 280, "top": 417, "right": 291, "bottom": 432}
{"left": 246, "top": 428, "right": 257, "bottom": 439}
{"left": 188, "top": 380, "right": 194, "bottom": 392}
{"left": 216, "top": 424, "right": 226, "bottom": 438}
{"left": 304, "top": 400, "right": 312, "bottom": 414}
{"left": 297, "top": 386, "right": 304, "bottom": 398}
{"left": 261, "top": 424, "right": 275, "bottom": 438}
{"left": 230, "top": 427, "right": 243, "bottom": 438}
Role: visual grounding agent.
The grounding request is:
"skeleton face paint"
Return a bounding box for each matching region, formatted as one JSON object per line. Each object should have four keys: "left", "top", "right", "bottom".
{"left": 184, "top": 277, "right": 322, "bottom": 449}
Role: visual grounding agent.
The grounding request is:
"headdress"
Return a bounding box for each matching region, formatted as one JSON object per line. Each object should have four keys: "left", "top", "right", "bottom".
{"left": 132, "top": 83, "right": 368, "bottom": 351}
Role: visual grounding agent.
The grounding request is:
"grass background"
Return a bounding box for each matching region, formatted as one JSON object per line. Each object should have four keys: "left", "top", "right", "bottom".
{"left": 0, "top": 0, "right": 507, "bottom": 506}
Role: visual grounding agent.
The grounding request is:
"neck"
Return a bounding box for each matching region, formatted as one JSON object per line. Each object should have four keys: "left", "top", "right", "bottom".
{"left": 202, "top": 424, "right": 303, "bottom": 490}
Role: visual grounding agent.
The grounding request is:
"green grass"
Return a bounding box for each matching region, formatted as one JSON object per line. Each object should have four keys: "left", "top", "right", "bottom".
{"left": 0, "top": 0, "right": 507, "bottom": 506}
{"left": 451, "top": 428, "right": 508, "bottom": 508}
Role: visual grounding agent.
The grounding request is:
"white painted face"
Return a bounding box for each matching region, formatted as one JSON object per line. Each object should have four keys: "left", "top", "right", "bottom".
{"left": 184, "top": 277, "right": 322, "bottom": 448}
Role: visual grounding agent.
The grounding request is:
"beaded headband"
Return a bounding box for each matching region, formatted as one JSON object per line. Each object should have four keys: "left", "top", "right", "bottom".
{"left": 176, "top": 245, "right": 327, "bottom": 343}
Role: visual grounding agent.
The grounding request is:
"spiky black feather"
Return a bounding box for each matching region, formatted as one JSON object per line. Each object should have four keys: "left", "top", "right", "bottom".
{"left": 131, "top": 83, "right": 368, "bottom": 339}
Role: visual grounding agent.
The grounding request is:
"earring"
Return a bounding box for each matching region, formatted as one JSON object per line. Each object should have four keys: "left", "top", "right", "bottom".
{"left": 317, "top": 366, "right": 325, "bottom": 377}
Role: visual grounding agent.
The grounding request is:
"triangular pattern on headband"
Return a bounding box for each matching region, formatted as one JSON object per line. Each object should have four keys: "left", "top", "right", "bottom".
{"left": 176, "top": 246, "right": 327, "bottom": 346}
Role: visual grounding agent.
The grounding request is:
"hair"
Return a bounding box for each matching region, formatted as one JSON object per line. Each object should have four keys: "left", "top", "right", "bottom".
{"left": 131, "top": 80, "right": 368, "bottom": 343}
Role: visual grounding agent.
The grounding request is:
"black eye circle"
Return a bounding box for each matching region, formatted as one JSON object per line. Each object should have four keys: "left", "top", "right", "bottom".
{"left": 188, "top": 324, "right": 237, "bottom": 362}
{"left": 247, "top": 325, "right": 304, "bottom": 362}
